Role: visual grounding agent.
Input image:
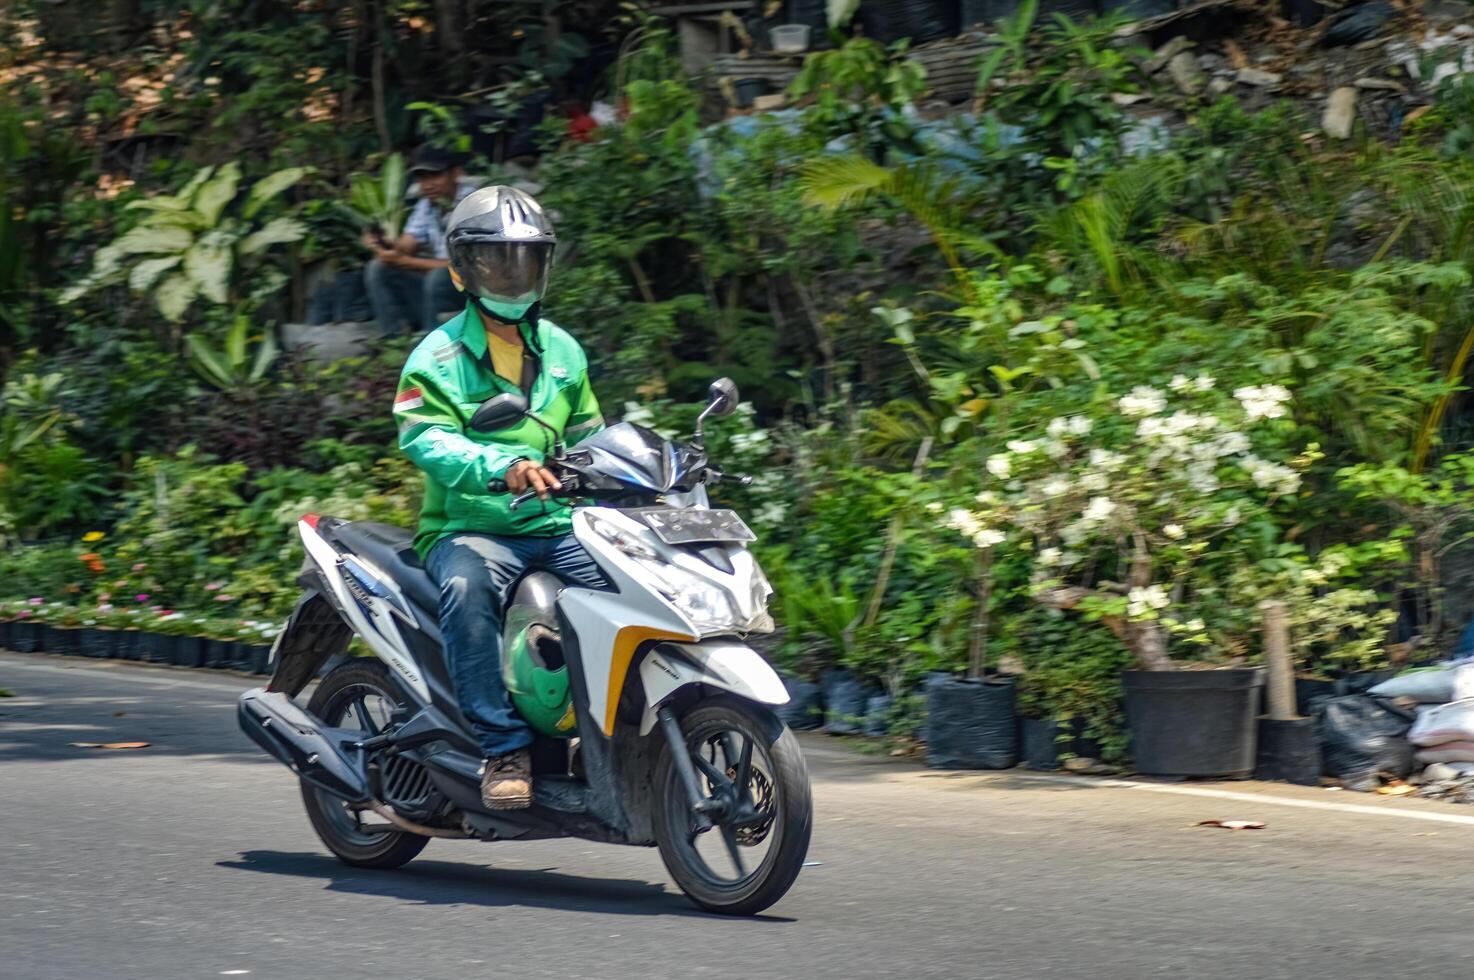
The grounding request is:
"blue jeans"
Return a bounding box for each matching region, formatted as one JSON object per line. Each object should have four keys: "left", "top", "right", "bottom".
{"left": 425, "top": 532, "right": 606, "bottom": 758}
{"left": 363, "top": 261, "right": 462, "bottom": 336}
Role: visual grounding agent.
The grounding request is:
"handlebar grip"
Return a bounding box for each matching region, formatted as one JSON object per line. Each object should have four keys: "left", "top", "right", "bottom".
{"left": 487, "top": 479, "right": 508, "bottom": 493}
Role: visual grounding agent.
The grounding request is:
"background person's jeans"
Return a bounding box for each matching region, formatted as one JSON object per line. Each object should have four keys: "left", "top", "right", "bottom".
{"left": 364, "top": 260, "right": 462, "bottom": 336}
{"left": 425, "top": 532, "right": 606, "bottom": 759}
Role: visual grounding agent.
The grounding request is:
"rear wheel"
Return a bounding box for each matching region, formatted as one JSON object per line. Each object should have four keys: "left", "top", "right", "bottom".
{"left": 300, "top": 660, "right": 429, "bottom": 869}
{"left": 652, "top": 698, "right": 812, "bottom": 915}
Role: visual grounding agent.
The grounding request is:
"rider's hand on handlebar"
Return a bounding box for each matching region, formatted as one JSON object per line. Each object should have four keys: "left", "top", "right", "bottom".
{"left": 505, "top": 459, "right": 562, "bottom": 501}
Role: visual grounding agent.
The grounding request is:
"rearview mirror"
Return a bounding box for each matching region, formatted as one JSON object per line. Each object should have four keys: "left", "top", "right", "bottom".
{"left": 470, "top": 392, "right": 528, "bottom": 432}
{"left": 704, "top": 377, "right": 739, "bottom": 419}
{"left": 693, "top": 377, "right": 739, "bottom": 444}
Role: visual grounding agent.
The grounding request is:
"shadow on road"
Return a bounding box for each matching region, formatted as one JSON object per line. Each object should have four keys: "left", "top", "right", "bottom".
{"left": 219, "top": 850, "right": 796, "bottom": 922}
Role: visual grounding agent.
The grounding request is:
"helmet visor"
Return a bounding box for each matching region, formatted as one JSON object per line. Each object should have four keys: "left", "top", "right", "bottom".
{"left": 452, "top": 241, "right": 554, "bottom": 304}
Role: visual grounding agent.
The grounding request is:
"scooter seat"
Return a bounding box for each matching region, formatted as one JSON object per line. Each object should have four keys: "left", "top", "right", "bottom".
{"left": 329, "top": 521, "right": 442, "bottom": 617}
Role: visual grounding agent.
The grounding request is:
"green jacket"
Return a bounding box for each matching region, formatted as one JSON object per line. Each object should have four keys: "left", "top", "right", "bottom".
{"left": 394, "top": 305, "right": 604, "bottom": 559}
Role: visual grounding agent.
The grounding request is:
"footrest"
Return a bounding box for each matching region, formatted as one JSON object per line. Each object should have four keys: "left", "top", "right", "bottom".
{"left": 533, "top": 776, "right": 588, "bottom": 814}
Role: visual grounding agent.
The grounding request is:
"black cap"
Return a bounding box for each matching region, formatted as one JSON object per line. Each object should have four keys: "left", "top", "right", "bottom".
{"left": 408, "top": 144, "right": 463, "bottom": 175}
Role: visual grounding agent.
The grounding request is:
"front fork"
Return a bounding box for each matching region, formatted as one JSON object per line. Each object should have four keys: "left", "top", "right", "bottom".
{"left": 656, "top": 704, "right": 716, "bottom": 832}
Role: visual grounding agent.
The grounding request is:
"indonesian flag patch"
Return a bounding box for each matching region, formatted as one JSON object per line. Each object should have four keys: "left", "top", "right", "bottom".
{"left": 394, "top": 386, "right": 425, "bottom": 413}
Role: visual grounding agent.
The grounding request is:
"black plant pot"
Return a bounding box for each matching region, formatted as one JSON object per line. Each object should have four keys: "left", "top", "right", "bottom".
{"left": 923, "top": 675, "right": 1018, "bottom": 769}
{"left": 778, "top": 674, "right": 825, "bottom": 731}
{"left": 176, "top": 636, "right": 207, "bottom": 668}
{"left": 0, "top": 620, "right": 12, "bottom": 649}
{"left": 115, "top": 630, "right": 140, "bottom": 661}
{"left": 79, "top": 628, "right": 110, "bottom": 658}
{"left": 247, "top": 644, "right": 273, "bottom": 675}
{"left": 1019, "top": 716, "right": 1062, "bottom": 770}
{"left": 822, "top": 668, "right": 880, "bottom": 735}
{"left": 1124, "top": 668, "right": 1265, "bottom": 778}
{"left": 144, "top": 633, "right": 176, "bottom": 664}
{"left": 203, "top": 638, "right": 230, "bottom": 669}
{"left": 733, "top": 77, "right": 769, "bottom": 108}
{"left": 13, "top": 622, "right": 40, "bottom": 653}
{"left": 52, "top": 627, "right": 80, "bottom": 656}
{"left": 1295, "top": 677, "right": 1335, "bottom": 715}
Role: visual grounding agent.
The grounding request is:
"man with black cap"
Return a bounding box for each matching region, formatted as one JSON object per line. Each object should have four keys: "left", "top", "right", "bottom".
{"left": 364, "top": 144, "right": 477, "bottom": 335}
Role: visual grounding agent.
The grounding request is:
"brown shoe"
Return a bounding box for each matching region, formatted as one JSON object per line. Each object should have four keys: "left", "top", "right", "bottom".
{"left": 481, "top": 748, "right": 533, "bottom": 810}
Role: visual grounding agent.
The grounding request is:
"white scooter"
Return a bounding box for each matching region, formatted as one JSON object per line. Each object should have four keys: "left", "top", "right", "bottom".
{"left": 238, "top": 379, "right": 812, "bottom": 915}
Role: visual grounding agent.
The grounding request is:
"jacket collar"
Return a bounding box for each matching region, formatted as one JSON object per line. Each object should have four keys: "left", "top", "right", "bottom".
{"left": 450, "top": 302, "right": 543, "bottom": 362}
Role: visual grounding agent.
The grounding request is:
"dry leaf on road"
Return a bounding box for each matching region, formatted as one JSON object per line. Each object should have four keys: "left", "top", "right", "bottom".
{"left": 1195, "top": 819, "right": 1266, "bottom": 830}
{"left": 1377, "top": 781, "right": 1416, "bottom": 796}
{"left": 71, "top": 741, "right": 151, "bottom": 750}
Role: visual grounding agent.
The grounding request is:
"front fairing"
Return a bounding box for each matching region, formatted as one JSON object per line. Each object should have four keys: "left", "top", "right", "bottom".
{"left": 564, "top": 422, "right": 706, "bottom": 497}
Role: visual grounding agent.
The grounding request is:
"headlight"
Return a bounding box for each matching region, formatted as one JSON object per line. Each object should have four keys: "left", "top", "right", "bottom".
{"left": 745, "top": 564, "right": 776, "bottom": 634}
{"left": 587, "top": 515, "right": 742, "bottom": 633}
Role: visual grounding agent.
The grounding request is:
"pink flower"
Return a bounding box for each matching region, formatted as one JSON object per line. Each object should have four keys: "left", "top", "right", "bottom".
{"left": 28, "top": 597, "right": 43, "bottom": 605}
{"left": 204, "top": 582, "right": 223, "bottom": 591}
{"left": 17, "top": 609, "right": 31, "bottom": 619}
{"left": 134, "top": 593, "right": 150, "bottom": 603}
{"left": 214, "top": 594, "right": 234, "bottom": 602}
{"left": 97, "top": 593, "right": 111, "bottom": 602}
{"left": 132, "top": 563, "right": 147, "bottom": 572}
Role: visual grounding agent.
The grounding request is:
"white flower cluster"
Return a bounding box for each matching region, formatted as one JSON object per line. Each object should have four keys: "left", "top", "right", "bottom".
{"left": 1233, "top": 384, "right": 1292, "bottom": 421}
{"left": 944, "top": 507, "right": 1006, "bottom": 549}
{"left": 1241, "top": 455, "right": 1301, "bottom": 496}
{"left": 1119, "top": 385, "right": 1167, "bottom": 417}
{"left": 1169, "top": 374, "right": 1215, "bottom": 393}
{"left": 1127, "top": 585, "right": 1171, "bottom": 618}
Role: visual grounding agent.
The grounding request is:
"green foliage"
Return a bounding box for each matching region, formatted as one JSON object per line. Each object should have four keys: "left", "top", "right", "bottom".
{"left": 789, "top": 37, "right": 926, "bottom": 158}
{"left": 1007, "top": 608, "right": 1134, "bottom": 761}
{"left": 61, "top": 163, "right": 308, "bottom": 322}
{"left": 185, "top": 315, "right": 280, "bottom": 391}
{"left": 341, "top": 152, "right": 408, "bottom": 242}
{"left": 977, "top": 5, "right": 1145, "bottom": 158}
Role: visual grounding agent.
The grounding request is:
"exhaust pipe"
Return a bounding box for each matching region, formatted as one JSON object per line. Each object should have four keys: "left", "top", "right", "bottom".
{"left": 238, "top": 687, "right": 370, "bottom": 804}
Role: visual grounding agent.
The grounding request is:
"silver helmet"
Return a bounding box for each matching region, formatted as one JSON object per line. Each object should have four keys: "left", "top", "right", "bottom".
{"left": 446, "top": 185, "right": 557, "bottom": 322}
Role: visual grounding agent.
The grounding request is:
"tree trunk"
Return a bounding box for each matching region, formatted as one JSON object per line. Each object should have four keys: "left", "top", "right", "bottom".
{"left": 434, "top": 0, "right": 465, "bottom": 87}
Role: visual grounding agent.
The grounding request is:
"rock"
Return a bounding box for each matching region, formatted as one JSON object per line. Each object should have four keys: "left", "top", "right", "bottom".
{"left": 1354, "top": 76, "right": 1405, "bottom": 91}
{"left": 1145, "top": 36, "right": 1194, "bottom": 75}
{"left": 1063, "top": 756, "right": 1102, "bottom": 773}
{"left": 1424, "top": 762, "right": 1462, "bottom": 783}
{"left": 1197, "top": 53, "right": 1224, "bottom": 71}
{"left": 1322, "top": 87, "right": 1359, "bottom": 139}
{"left": 1236, "top": 67, "right": 1282, "bottom": 87}
{"left": 1209, "top": 78, "right": 1234, "bottom": 95}
{"left": 1168, "top": 51, "right": 1207, "bottom": 95}
{"left": 1110, "top": 92, "right": 1153, "bottom": 106}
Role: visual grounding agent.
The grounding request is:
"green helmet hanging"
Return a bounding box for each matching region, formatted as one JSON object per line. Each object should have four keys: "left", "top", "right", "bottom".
{"left": 501, "top": 618, "right": 576, "bottom": 739}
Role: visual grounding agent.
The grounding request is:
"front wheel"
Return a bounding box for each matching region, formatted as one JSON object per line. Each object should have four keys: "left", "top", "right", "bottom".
{"left": 652, "top": 698, "right": 812, "bottom": 915}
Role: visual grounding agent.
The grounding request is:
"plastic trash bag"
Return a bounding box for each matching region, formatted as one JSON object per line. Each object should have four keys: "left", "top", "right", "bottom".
{"left": 1315, "top": 694, "right": 1415, "bottom": 788}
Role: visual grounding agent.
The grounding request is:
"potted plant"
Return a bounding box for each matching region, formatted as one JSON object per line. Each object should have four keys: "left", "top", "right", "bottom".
{"left": 943, "top": 378, "right": 1322, "bottom": 777}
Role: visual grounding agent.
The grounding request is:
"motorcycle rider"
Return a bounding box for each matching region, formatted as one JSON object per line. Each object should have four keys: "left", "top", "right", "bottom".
{"left": 392, "top": 186, "right": 605, "bottom": 810}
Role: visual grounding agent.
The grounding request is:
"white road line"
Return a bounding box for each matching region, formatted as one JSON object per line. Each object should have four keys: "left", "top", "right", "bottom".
{"left": 1010, "top": 771, "right": 1474, "bottom": 827}
{"left": 0, "top": 655, "right": 256, "bottom": 694}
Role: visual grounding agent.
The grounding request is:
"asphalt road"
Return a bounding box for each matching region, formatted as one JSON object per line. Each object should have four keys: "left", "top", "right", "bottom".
{"left": 5, "top": 652, "right": 1474, "bottom": 980}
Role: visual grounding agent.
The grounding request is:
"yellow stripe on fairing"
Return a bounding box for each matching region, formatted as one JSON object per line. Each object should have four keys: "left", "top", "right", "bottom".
{"left": 602, "top": 626, "right": 695, "bottom": 735}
